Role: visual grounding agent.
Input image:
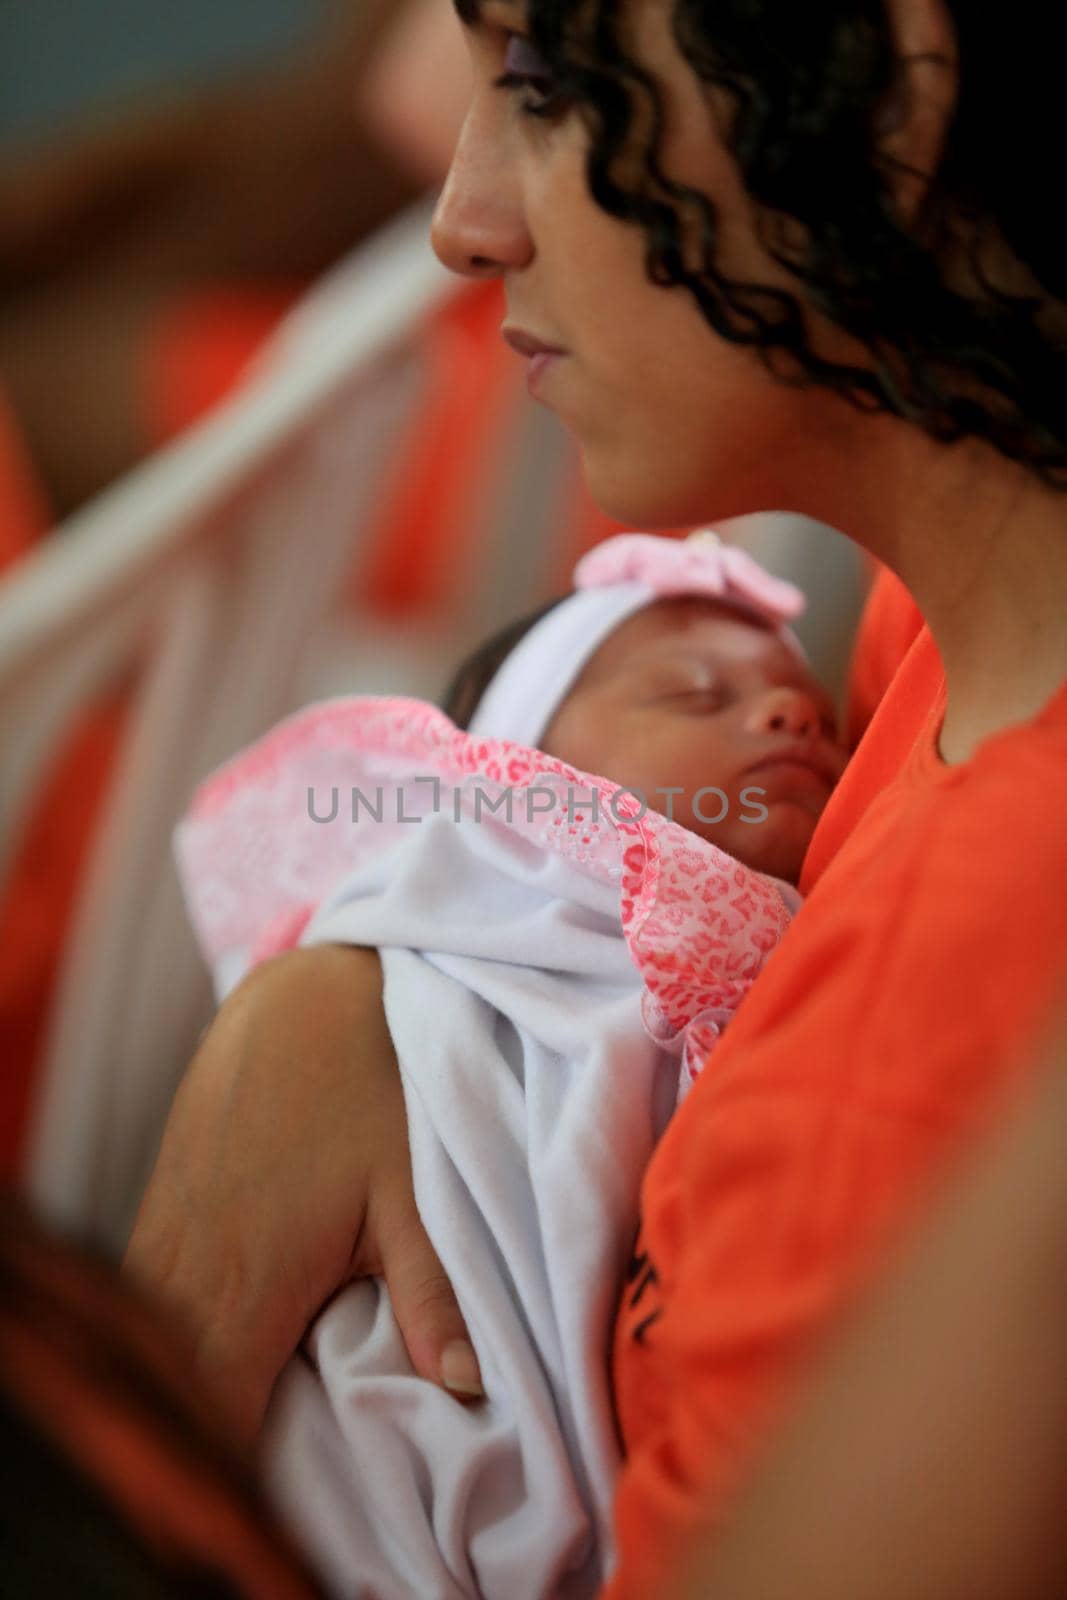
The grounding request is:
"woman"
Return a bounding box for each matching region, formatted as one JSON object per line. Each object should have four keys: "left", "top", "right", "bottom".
{"left": 126, "top": 0, "right": 1067, "bottom": 1594}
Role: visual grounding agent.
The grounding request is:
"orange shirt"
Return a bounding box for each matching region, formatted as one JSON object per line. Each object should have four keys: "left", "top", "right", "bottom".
{"left": 606, "top": 627, "right": 1067, "bottom": 1597}
{"left": 845, "top": 563, "right": 926, "bottom": 748}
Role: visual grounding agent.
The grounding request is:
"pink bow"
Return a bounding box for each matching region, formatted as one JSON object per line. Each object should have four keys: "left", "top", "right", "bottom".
{"left": 573, "top": 530, "right": 805, "bottom": 625}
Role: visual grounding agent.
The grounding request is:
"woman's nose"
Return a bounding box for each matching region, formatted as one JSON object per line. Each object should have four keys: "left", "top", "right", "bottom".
{"left": 748, "top": 686, "right": 824, "bottom": 740}
{"left": 431, "top": 106, "right": 534, "bottom": 278}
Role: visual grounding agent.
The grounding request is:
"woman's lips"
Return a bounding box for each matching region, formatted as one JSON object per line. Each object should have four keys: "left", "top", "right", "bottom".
{"left": 525, "top": 351, "right": 565, "bottom": 396}
{"left": 501, "top": 325, "right": 568, "bottom": 397}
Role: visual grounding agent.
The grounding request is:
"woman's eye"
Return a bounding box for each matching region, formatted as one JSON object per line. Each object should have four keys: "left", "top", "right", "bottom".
{"left": 492, "top": 34, "right": 567, "bottom": 119}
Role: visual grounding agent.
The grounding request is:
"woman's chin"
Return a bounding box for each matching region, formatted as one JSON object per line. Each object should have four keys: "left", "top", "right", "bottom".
{"left": 579, "top": 445, "right": 713, "bottom": 533}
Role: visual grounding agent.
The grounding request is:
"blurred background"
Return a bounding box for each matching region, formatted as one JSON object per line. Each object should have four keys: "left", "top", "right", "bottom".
{"left": 0, "top": 0, "right": 335, "bottom": 146}
{"left": 0, "top": 0, "right": 335, "bottom": 145}
{"left": 0, "top": 0, "right": 867, "bottom": 1243}
{"left": 0, "top": 0, "right": 466, "bottom": 521}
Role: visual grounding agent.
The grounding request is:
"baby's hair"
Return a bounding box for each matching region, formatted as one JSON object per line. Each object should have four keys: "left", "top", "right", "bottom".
{"left": 441, "top": 597, "right": 564, "bottom": 730}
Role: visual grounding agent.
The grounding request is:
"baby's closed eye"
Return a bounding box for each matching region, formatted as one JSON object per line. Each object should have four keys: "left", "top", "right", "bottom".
{"left": 653, "top": 686, "right": 729, "bottom": 714}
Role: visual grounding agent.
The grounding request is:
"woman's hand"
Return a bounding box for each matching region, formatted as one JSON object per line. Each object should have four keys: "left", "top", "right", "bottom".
{"left": 124, "top": 944, "right": 482, "bottom": 1444}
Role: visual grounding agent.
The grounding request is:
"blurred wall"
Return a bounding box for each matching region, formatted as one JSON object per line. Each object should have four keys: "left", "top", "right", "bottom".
{"left": 0, "top": 0, "right": 335, "bottom": 146}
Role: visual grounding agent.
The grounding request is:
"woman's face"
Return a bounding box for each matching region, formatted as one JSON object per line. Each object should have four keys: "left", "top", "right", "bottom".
{"left": 432, "top": 0, "right": 862, "bottom": 529}
{"left": 540, "top": 599, "right": 848, "bottom": 883}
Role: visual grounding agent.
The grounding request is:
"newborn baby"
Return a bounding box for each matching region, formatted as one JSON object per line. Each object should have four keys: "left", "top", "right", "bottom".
{"left": 175, "top": 529, "right": 846, "bottom": 1600}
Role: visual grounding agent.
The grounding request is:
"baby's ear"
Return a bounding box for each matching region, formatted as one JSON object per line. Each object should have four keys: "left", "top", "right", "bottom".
{"left": 874, "top": 0, "right": 958, "bottom": 228}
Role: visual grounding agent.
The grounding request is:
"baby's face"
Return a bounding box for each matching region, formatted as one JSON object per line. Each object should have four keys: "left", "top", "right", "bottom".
{"left": 540, "top": 598, "right": 848, "bottom": 883}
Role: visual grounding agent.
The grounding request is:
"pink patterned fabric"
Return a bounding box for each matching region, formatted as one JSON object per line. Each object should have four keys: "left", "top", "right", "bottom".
{"left": 177, "top": 697, "right": 793, "bottom": 1093}
{"left": 574, "top": 529, "right": 805, "bottom": 626}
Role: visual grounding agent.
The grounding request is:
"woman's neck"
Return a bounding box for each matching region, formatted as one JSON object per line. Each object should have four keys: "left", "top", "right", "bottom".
{"left": 840, "top": 425, "right": 1067, "bottom": 764}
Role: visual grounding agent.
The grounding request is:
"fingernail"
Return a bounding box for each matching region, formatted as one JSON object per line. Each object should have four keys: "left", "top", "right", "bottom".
{"left": 440, "top": 1339, "right": 484, "bottom": 1398}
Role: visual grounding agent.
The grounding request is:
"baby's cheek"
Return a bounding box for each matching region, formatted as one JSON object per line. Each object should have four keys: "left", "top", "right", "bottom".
{"left": 537, "top": 706, "right": 599, "bottom": 771}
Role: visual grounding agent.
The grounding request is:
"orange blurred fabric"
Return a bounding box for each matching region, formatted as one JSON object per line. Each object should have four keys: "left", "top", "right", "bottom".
{"left": 354, "top": 280, "right": 518, "bottom": 619}
{"left": 0, "top": 391, "right": 49, "bottom": 565}
{"left": 0, "top": 393, "right": 84, "bottom": 1174}
{"left": 143, "top": 286, "right": 299, "bottom": 447}
{"left": 0, "top": 293, "right": 294, "bottom": 1177}
{"left": 606, "top": 625, "right": 1067, "bottom": 1598}
{"left": 0, "top": 686, "right": 130, "bottom": 1175}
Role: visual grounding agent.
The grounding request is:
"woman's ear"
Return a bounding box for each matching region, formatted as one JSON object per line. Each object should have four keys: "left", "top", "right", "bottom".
{"left": 875, "top": 0, "right": 958, "bottom": 226}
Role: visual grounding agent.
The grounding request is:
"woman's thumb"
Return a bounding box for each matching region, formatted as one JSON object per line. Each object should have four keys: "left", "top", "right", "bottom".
{"left": 377, "top": 1201, "right": 484, "bottom": 1401}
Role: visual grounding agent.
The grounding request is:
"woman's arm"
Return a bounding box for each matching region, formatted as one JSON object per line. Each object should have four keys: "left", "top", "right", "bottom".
{"left": 125, "top": 944, "right": 482, "bottom": 1444}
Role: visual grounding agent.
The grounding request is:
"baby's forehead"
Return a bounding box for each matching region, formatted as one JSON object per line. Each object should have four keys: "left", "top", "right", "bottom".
{"left": 584, "top": 597, "right": 806, "bottom": 681}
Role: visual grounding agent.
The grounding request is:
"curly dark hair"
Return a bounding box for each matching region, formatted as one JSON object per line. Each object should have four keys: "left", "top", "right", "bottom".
{"left": 458, "top": 0, "right": 1067, "bottom": 484}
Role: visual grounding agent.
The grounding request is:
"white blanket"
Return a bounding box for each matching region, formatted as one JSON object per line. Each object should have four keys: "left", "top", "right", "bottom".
{"left": 175, "top": 697, "right": 795, "bottom": 1599}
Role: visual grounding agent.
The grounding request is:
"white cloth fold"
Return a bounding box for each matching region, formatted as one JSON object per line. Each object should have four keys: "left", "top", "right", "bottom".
{"left": 260, "top": 815, "right": 677, "bottom": 1598}
{"left": 174, "top": 697, "right": 795, "bottom": 1598}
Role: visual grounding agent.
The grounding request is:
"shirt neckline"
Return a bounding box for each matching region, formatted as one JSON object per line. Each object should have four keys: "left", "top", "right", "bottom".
{"left": 912, "top": 664, "right": 1067, "bottom": 785}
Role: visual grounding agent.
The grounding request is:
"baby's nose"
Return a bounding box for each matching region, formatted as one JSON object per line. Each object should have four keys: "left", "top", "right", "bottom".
{"left": 749, "top": 687, "right": 823, "bottom": 739}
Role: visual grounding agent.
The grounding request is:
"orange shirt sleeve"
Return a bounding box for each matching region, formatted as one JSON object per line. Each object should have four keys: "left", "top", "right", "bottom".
{"left": 604, "top": 653, "right": 1067, "bottom": 1597}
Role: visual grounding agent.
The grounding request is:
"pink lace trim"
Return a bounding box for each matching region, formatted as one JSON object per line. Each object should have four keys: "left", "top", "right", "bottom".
{"left": 177, "top": 697, "right": 793, "bottom": 1074}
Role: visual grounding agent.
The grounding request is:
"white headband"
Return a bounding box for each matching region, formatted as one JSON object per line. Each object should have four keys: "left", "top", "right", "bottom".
{"left": 467, "top": 582, "right": 652, "bottom": 746}
{"left": 466, "top": 529, "right": 807, "bottom": 749}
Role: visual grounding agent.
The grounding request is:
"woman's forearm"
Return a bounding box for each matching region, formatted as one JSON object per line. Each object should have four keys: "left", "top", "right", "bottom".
{"left": 125, "top": 943, "right": 480, "bottom": 1443}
